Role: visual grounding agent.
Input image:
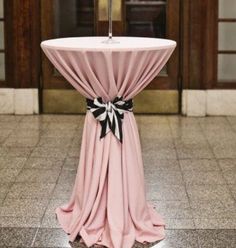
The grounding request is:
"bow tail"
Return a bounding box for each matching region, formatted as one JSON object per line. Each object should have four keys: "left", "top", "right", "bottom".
{"left": 116, "top": 116, "right": 123, "bottom": 143}
{"left": 110, "top": 112, "right": 124, "bottom": 143}
{"left": 100, "top": 117, "right": 110, "bottom": 139}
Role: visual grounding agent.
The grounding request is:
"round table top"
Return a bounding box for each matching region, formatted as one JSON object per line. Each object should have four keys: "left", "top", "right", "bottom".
{"left": 41, "top": 36, "right": 176, "bottom": 52}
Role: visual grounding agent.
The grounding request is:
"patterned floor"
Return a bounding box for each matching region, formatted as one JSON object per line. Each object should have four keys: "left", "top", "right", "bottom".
{"left": 0, "top": 115, "right": 235, "bottom": 247}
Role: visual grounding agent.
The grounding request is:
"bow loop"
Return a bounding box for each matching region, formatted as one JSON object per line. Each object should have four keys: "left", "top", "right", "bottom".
{"left": 86, "top": 96, "right": 133, "bottom": 143}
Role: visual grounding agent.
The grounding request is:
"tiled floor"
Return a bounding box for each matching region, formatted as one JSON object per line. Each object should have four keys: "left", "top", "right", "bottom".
{"left": 0, "top": 114, "right": 235, "bottom": 247}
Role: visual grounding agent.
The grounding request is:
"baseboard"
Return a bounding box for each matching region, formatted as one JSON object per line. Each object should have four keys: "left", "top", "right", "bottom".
{"left": 182, "top": 90, "right": 236, "bottom": 116}
{"left": 43, "top": 89, "right": 179, "bottom": 114}
{"left": 0, "top": 88, "right": 39, "bottom": 115}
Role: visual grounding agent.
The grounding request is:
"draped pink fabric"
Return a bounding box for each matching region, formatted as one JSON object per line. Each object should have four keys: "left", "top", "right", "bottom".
{"left": 41, "top": 37, "right": 176, "bottom": 248}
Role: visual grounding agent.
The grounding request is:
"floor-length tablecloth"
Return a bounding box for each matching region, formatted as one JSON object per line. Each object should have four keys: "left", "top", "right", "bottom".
{"left": 41, "top": 37, "right": 176, "bottom": 248}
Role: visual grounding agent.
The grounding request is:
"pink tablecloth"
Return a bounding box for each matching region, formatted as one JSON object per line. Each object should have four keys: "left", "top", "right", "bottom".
{"left": 41, "top": 37, "right": 176, "bottom": 248}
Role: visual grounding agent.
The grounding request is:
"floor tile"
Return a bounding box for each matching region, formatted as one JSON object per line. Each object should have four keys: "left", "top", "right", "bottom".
{"left": 0, "top": 157, "right": 27, "bottom": 170}
{"left": 197, "top": 229, "right": 236, "bottom": 247}
{"left": 189, "top": 199, "right": 236, "bottom": 219}
{"left": 32, "top": 228, "right": 71, "bottom": 247}
{"left": 0, "top": 129, "right": 12, "bottom": 140}
{"left": 0, "top": 183, "right": 12, "bottom": 199}
{"left": 0, "top": 122, "right": 18, "bottom": 130}
{"left": 0, "top": 115, "right": 23, "bottom": 122}
{"left": 0, "top": 198, "right": 49, "bottom": 218}
{"left": 182, "top": 171, "right": 226, "bottom": 185}
{"left": 0, "top": 227, "right": 37, "bottom": 247}
{"left": 169, "top": 120, "right": 204, "bottom": 138}
{"left": 227, "top": 116, "right": 236, "bottom": 125}
{"left": 146, "top": 184, "right": 188, "bottom": 201}
{"left": 212, "top": 229, "right": 236, "bottom": 248}
{"left": 67, "top": 147, "right": 80, "bottom": 158}
{"left": 179, "top": 159, "right": 219, "bottom": 171}
{"left": 15, "top": 169, "right": 61, "bottom": 183}
{"left": 70, "top": 137, "right": 82, "bottom": 148}
{"left": 41, "top": 215, "right": 61, "bottom": 228}
{"left": 228, "top": 184, "right": 236, "bottom": 199}
{"left": 0, "top": 216, "right": 41, "bottom": 228}
{"left": 46, "top": 122, "right": 79, "bottom": 130}
{"left": 199, "top": 117, "right": 231, "bottom": 130}
{"left": 140, "top": 124, "right": 172, "bottom": 138}
{"left": 175, "top": 146, "right": 214, "bottom": 159}
{"left": 10, "top": 129, "right": 42, "bottom": 138}
{"left": 44, "top": 199, "right": 68, "bottom": 217}
{"left": 218, "top": 159, "right": 236, "bottom": 185}
{"left": 145, "top": 171, "right": 184, "bottom": 185}
{"left": 2, "top": 137, "right": 39, "bottom": 147}
{"left": 15, "top": 121, "right": 48, "bottom": 130}
{"left": 39, "top": 114, "right": 83, "bottom": 123}
{"left": 23, "top": 157, "right": 64, "bottom": 170}
{"left": 30, "top": 147, "right": 68, "bottom": 159}
{"left": 0, "top": 147, "right": 9, "bottom": 156}
{"left": 57, "top": 170, "right": 76, "bottom": 185}
{"left": 174, "top": 137, "right": 214, "bottom": 159}
{"left": 222, "top": 171, "right": 236, "bottom": 184}
{"left": 218, "top": 158, "right": 236, "bottom": 172}
{"left": 164, "top": 218, "right": 196, "bottom": 229}
{"left": 171, "top": 130, "right": 205, "bottom": 140}
{"left": 152, "top": 200, "right": 193, "bottom": 219}
{"left": 6, "top": 182, "right": 56, "bottom": 199}
{"left": 212, "top": 145, "right": 236, "bottom": 159}
{"left": 37, "top": 137, "right": 73, "bottom": 148}
{"left": 156, "top": 230, "right": 199, "bottom": 248}
{"left": 51, "top": 183, "right": 74, "bottom": 200}
{"left": 174, "top": 137, "right": 208, "bottom": 146}
{"left": 143, "top": 159, "right": 180, "bottom": 171}
{"left": 0, "top": 136, "right": 7, "bottom": 145}
{"left": 186, "top": 185, "right": 233, "bottom": 201}
{"left": 0, "top": 147, "right": 33, "bottom": 158}
{"left": 41, "top": 129, "right": 76, "bottom": 138}
{"left": 194, "top": 218, "right": 236, "bottom": 229}
{"left": 169, "top": 124, "right": 201, "bottom": 133}
{"left": 20, "top": 115, "right": 43, "bottom": 122}
{"left": 141, "top": 115, "right": 169, "bottom": 125}
{"left": 0, "top": 168, "right": 21, "bottom": 183}
{"left": 144, "top": 148, "right": 177, "bottom": 160}
{"left": 142, "top": 138, "right": 175, "bottom": 151}
{"left": 207, "top": 130, "right": 236, "bottom": 140}
{"left": 62, "top": 158, "right": 79, "bottom": 171}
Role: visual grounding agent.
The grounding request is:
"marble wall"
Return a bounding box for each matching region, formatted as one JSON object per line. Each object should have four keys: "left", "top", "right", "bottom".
{"left": 0, "top": 89, "right": 39, "bottom": 114}
{"left": 182, "top": 90, "right": 236, "bottom": 116}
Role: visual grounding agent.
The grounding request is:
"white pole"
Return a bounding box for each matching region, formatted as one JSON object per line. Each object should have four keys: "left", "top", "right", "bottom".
{"left": 102, "top": 0, "right": 118, "bottom": 43}
{"left": 108, "top": 0, "right": 112, "bottom": 40}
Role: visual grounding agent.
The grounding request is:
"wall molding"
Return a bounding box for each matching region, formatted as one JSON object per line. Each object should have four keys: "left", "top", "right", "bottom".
{"left": 0, "top": 88, "right": 39, "bottom": 114}
{"left": 182, "top": 90, "right": 236, "bottom": 116}
{"left": 43, "top": 89, "right": 179, "bottom": 114}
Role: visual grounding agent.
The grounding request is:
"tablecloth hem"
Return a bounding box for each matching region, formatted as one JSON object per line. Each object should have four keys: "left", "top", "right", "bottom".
{"left": 55, "top": 204, "right": 166, "bottom": 248}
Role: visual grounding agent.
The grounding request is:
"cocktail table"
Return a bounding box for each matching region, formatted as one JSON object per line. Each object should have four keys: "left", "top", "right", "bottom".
{"left": 41, "top": 37, "right": 176, "bottom": 248}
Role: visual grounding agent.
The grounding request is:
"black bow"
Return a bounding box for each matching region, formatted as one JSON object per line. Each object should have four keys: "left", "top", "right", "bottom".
{"left": 86, "top": 96, "right": 133, "bottom": 143}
